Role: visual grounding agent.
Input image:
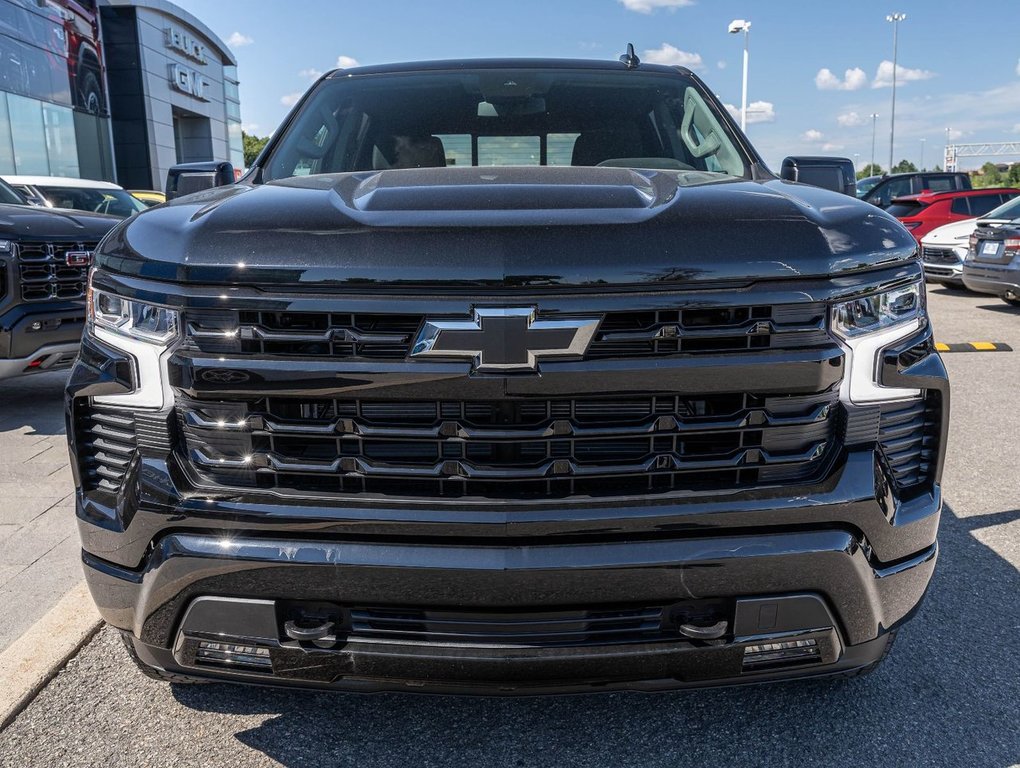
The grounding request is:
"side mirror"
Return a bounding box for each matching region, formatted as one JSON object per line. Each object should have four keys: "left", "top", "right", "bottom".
{"left": 165, "top": 161, "right": 235, "bottom": 201}
{"left": 781, "top": 156, "right": 856, "bottom": 197}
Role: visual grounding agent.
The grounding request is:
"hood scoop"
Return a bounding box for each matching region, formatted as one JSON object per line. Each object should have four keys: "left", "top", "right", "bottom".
{"left": 323, "top": 166, "right": 679, "bottom": 227}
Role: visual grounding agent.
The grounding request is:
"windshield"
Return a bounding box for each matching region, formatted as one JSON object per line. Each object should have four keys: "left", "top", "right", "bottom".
{"left": 263, "top": 69, "right": 751, "bottom": 182}
{"left": 0, "top": 178, "right": 25, "bottom": 205}
{"left": 35, "top": 186, "right": 146, "bottom": 217}
{"left": 982, "top": 195, "right": 1020, "bottom": 222}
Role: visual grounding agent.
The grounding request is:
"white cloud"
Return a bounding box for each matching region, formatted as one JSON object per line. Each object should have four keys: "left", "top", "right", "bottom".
{"left": 822, "top": 142, "right": 845, "bottom": 151}
{"left": 226, "top": 32, "right": 253, "bottom": 48}
{"left": 641, "top": 43, "right": 703, "bottom": 70}
{"left": 872, "top": 60, "right": 935, "bottom": 88}
{"left": 1016, "top": 58, "right": 1020, "bottom": 76}
{"left": 241, "top": 122, "right": 259, "bottom": 133}
{"left": 299, "top": 68, "right": 323, "bottom": 80}
{"left": 801, "top": 129, "right": 824, "bottom": 142}
{"left": 815, "top": 67, "right": 867, "bottom": 91}
{"left": 724, "top": 100, "right": 776, "bottom": 124}
{"left": 837, "top": 111, "right": 867, "bottom": 127}
{"left": 280, "top": 92, "right": 302, "bottom": 107}
{"left": 618, "top": 0, "right": 694, "bottom": 12}
{"left": 716, "top": 60, "right": 726, "bottom": 70}
{"left": 336, "top": 55, "right": 359, "bottom": 68}
{"left": 946, "top": 128, "right": 966, "bottom": 140}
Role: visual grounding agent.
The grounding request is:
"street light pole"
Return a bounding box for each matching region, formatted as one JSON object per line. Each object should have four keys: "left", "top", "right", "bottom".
{"left": 870, "top": 113, "right": 879, "bottom": 174}
{"left": 728, "top": 20, "right": 751, "bottom": 132}
{"left": 920, "top": 138, "right": 926, "bottom": 171}
{"left": 886, "top": 13, "right": 906, "bottom": 171}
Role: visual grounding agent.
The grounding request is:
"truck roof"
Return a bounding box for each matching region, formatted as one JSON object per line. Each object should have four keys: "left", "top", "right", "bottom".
{"left": 326, "top": 58, "right": 692, "bottom": 79}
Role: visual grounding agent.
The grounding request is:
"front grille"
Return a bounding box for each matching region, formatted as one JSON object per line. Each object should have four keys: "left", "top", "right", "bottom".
{"left": 16, "top": 241, "right": 96, "bottom": 302}
{"left": 921, "top": 246, "right": 961, "bottom": 266}
{"left": 75, "top": 405, "right": 138, "bottom": 493}
{"left": 878, "top": 394, "right": 941, "bottom": 492}
{"left": 349, "top": 605, "right": 669, "bottom": 646}
{"left": 178, "top": 389, "right": 839, "bottom": 500}
{"left": 183, "top": 302, "right": 829, "bottom": 362}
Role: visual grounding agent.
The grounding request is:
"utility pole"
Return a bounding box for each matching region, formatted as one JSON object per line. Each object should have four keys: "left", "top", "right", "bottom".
{"left": 870, "top": 113, "right": 879, "bottom": 174}
{"left": 920, "top": 138, "right": 926, "bottom": 171}
{"left": 728, "top": 20, "right": 751, "bottom": 132}
{"left": 886, "top": 13, "right": 906, "bottom": 171}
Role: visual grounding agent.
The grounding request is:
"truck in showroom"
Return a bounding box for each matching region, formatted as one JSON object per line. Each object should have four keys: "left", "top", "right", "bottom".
{"left": 66, "top": 53, "right": 949, "bottom": 692}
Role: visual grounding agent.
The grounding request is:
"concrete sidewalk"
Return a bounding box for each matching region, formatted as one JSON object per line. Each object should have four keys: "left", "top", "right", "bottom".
{"left": 0, "top": 370, "right": 82, "bottom": 655}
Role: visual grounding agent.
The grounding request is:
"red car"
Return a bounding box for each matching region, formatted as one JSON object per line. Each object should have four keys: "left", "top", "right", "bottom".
{"left": 886, "top": 187, "right": 1020, "bottom": 241}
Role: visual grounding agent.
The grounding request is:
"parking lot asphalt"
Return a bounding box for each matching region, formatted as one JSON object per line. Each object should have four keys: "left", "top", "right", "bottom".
{"left": 0, "top": 287, "right": 1017, "bottom": 768}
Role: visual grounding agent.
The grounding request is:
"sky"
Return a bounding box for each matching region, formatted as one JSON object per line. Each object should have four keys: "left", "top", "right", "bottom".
{"left": 173, "top": 0, "right": 1020, "bottom": 171}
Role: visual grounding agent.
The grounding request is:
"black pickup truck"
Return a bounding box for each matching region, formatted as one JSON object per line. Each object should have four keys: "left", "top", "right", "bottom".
{"left": 67, "top": 56, "right": 949, "bottom": 693}
{"left": 0, "top": 178, "right": 117, "bottom": 379}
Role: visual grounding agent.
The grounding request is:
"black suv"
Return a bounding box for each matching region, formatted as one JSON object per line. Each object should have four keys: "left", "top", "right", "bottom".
{"left": 0, "top": 177, "right": 117, "bottom": 379}
{"left": 861, "top": 171, "right": 971, "bottom": 209}
{"left": 67, "top": 57, "right": 949, "bottom": 693}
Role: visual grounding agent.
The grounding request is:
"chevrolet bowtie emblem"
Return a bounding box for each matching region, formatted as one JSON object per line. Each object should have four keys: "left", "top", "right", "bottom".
{"left": 410, "top": 308, "right": 599, "bottom": 372}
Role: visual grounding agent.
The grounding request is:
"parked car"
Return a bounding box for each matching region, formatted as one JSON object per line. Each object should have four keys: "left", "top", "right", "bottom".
{"left": 2, "top": 175, "right": 147, "bottom": 218}
{"left": 920, "top": 219, "right": 979, "bottom": 286}
{"left": 128, "top": 190, "right": 166, "bottom": 208}
{"left": 861, "top": 171, "right": 971, "bottom": 208}
{"left": 0, "top": 176, "right": 118, "bottom": 379}
{"left": 855, "top": 174, "right": 882, "bottom": 198}
{"left": 886, "top": 187, "right": 1020, "bottom": 241}
{"left": 962, "top": 195, "right": 1020, "bottom": 307}
{"left": 67, "top": 54, "right": 948, "bottom": 692}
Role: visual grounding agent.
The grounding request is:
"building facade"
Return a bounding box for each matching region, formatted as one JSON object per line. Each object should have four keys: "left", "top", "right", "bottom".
{"left": 0, "top": 0, "right": 241, "bottom": 191}
{"left": 100, "top": 0, "right": 241, "bottom": 191}
{"left": 0, "top": 0, "right": 115, "bottom": 181}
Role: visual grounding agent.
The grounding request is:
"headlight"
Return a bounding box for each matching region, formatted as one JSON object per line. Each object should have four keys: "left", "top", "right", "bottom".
{"left": 89, "top": 287, "right": 179, "bottom": 344}
{"left": 831, "top": 283, "right": 922, "bottom": 340}
{"left": 831, "top": 281, "right": 925, "bottom": 404}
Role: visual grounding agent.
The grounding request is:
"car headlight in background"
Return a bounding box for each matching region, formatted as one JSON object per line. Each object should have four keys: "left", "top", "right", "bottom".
{"left": 88, "top": 287, "right": 179, "bottom": 344}
{"left": 86, "top": 282, "right": 179, "bottom": 409}
{"left": 831, "top": 281, "right": 924, "bottom": 404}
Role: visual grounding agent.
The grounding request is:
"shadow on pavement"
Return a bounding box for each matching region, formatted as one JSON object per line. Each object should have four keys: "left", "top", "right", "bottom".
{"left": 975, "top": 303, "right": 1020, "bottom": 314}
{"left": 171, "top": 504, "right": 1020, "bottom": 768}
{"left": 0, "top": 371, "right": 68, "bottom": 436}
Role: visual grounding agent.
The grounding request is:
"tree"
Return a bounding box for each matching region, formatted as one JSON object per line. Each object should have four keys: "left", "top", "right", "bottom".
{"left": 891, "top": 159, "right": 918, "bottom": 174}
{"left": 857, "top": 163, "right": 882, "bottom": 179}
{"left": 1006, "top": 163, "right": 1020, "bottom": 187}
{"left": 242, "top": 131, "right": 270, "bottom": 167}
{"left": 932, "top": 164, "right": 943, "bottom": 172}
{"left": 974, "top": 162, "right": 1003, "bottom": 188}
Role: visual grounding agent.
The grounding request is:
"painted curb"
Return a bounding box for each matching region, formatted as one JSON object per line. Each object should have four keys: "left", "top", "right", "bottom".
{"left": 0, "top": 581, "right": 102, "bottom": 731}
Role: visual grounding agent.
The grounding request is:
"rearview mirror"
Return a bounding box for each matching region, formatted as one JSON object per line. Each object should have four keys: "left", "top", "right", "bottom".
{"left": 165, "top": 161, "right": 235, "bottom": 201}
{"left": 781, "top": 156, "right": 856, "bottom": 197}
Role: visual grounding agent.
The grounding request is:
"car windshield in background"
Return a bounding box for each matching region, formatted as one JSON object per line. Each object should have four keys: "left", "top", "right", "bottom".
{"left": 982, "top": 195, "right": 1020, "bottom": 222}
{"left": 856, "top": 176, "right": 881, "bottom": 197}
{"left": 36, "top": 186, "right": 146, "bottom": 217}
{"left": 263, "top": 69, "right": 751, "bottom": 182}
{"left": 0, "top": 179, "right": 25, "bottom": 205}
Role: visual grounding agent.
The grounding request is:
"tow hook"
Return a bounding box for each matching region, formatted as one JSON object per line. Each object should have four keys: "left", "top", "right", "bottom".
{"left": 677, "top": 620, "right": 729, "bottom": 641}
{"left": 284, "top": 618, "right": 337, "bottom": 648}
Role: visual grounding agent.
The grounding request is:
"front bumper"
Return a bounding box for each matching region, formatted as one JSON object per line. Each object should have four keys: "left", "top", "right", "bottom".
{"left": 0, "top": 303, "right": 84, "bottom": 379}
{"left": 90, "top": 525, "right": 936, "bottom": 693}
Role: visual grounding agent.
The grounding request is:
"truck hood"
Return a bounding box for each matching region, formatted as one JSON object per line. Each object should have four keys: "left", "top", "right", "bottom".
{"left": 98, "top": 167, "right": 916, "bottom": 291}
{"left": 0, "top": 203, "right": 120, "bottom": 241}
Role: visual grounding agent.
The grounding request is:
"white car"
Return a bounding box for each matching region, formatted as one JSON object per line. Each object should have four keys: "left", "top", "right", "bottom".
{"left": 920, "top": 219, "right": 979, "bottom": 287}
{"left": 1, "top": 175, "right": 147, "bottom": 218}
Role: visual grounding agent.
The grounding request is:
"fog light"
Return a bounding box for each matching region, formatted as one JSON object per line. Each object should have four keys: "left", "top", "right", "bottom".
{"left": 742, "top": 638, "right": 819, "bottom": 668}
{"left": 196, "top": 640, "right": 272, "bottom": 671}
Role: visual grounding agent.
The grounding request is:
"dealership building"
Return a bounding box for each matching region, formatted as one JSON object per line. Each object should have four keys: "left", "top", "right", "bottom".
{"left": 0, "top": 0, "right": 242, "bottom": 190}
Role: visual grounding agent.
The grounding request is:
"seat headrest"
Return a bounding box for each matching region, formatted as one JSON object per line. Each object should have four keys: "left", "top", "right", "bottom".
{"left": 571, "top": 124, "right": 643, "bottom": 166}
{"left": 392, "top": 135, "right": 447, "bottom": 168}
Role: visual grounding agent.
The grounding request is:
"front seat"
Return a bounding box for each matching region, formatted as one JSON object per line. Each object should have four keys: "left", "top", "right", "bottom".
{"left": 571, "top": 123, "right": 644, "bottom": 166}
{"left": 392, "top": 135, "right": 447, "bottom": 168}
